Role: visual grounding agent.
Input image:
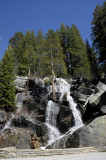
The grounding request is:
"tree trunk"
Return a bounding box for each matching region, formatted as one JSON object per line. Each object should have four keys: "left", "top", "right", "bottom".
{"left": 26, "top": 67, "right": 31, "bottom": 93}
{"left": 28, "top": 68, "right": 31, "bottom": 78}
{"left": 51, "top": 51, "right": 55, "bottom": 100}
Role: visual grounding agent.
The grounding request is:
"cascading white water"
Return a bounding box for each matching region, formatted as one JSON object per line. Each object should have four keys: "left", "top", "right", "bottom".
{"left": 45, "top": 78, "right": 84, "bottom": 148}
{"left": 45, "top": 100, "right": 61, "bottom": 146}
{"left": 46, "top": 100, "right": 59, "bottom": 126}
{"left": 55, "top": 78, "right": 83, "bottom": 129}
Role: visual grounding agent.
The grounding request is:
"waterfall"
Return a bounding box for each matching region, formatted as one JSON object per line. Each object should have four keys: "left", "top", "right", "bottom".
{"left": 2, "top": 77, "right": 84, "bottom": 149}
{"left": 45, "top": 78, "right": 84, "bottom": 148}
{"left": 66, "top": 95, "right": 84, "bottom": 134}
{"left": 45, "top": 100, "right": 61, "bottom": 146}
{"left": 55, "top": 78, "right": 83, "bottom": 130}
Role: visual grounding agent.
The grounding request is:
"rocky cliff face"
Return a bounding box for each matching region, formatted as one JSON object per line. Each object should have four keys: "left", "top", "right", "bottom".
{"left": 0, "top": 76, "right": 106, "bottom": 149}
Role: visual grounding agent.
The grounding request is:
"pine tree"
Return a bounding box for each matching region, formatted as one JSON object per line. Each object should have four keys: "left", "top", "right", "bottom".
{"left": 9, "top": 32, "right": 24, "bottom": 75}
{"left": 59, "top": 23, "right": 67, "bottom": 54}
{"left": 91, "top": 2, "right": 106, "bottom": 74}
{"left": 17, "top": 30, "right": 37, "bottom": 76}
{"left": 68, "top": 24, "right": 92, "bottom": 79}
{"left": 36, "top": 29, "right": 47, "bottom": 77}
{"left": 86, "top": 39, "right": 99, "bottom": 79}
{"left": 0, "top": 47, "right": 16, "bottom": 111}
{"left": 45, "top": 29, "right": 68, "bottom": 78}
{"left": 9, "top": 30, "right": 37, "bottom": 76}
{"left": 30, "top": 30, "right": 37, "bottom": 51}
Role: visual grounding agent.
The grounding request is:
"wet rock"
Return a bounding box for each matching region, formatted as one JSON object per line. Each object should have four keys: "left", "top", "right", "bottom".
{"left": 57, "top": 105, "right": 74, "bottom": 133}
{"left": 41, "top": 134, "right": 49, "bottom": 143}
{"left": 40, "top": 124, "right": 49, "bottom": 143}
{"left": 40, "top": 123, "right": 49, "bottom": 136}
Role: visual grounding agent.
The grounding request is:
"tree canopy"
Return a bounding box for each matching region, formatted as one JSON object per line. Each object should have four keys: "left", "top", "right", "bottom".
{"left": 2, "top": 21, "right": 104, "bottom": 79}
{"left": 91, "top": 1, "right": 106, "bottom": 74}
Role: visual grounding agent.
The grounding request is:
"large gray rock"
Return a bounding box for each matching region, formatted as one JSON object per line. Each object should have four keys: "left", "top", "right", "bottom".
{"left": 89, "top": 92, "right": 101, "bottom": 107}
{"left": 40, "top": 124, "right": 50, "bottom": 143}
{"left": 89, "top": 81, "right": 106, "bottom": 107}
{"left": 66, "top": 115, "right": 106, "bottom": 148}
{"left": 47, "top": 116, "right": 106, "bottom": 149}
{"left": 14, "top": 76, "right": 28, "bottom": 88}
{"left": 96, "top": 81, "right": 106, "bottom": 93}
{"left": 57, "top": 104, "right": 74, "bottom": 133}
{"left": 0, "top": 127, "right": 34, "bottom": 149}
{"left": 11, "top": 115, "right": 41, "bottom": 136}
{"left": 72, "top": 91, "right": 87, "bottom": 102}
{"left": 78, "top": 87, "right": 94, "bottom": 96}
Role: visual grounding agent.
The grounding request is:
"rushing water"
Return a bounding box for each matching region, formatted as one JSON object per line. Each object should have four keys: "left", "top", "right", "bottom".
{"left": 45, "top": 78, "right": 84, "bottom": 148}
{"left": 45, "top": 100, "right": 61, "bottom": 146}
{"left": 3, "top": 77, "right": 84, "bottom": 149}
{"left": 55, "top": 78, "right": 83, "bottom": 129}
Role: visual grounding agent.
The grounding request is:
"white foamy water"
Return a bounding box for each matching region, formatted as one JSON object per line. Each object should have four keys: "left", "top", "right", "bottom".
{"left": 55, "top": 78, "right": 83, "bottom": 128}
{"left": 45, "top": 100, "right": 61, "bottom": 146}
{"left": 45, "top": 78, "right": 84, "bottom": 148}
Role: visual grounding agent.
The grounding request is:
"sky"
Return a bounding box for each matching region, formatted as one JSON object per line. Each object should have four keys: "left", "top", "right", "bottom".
{"left": 0, "top": 0, "right": 105, "bottom": 60}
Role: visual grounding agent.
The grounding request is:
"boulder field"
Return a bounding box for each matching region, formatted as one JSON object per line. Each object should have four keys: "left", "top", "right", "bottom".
{"left": 0, "top": 76, "right": 106, "bottom": 149}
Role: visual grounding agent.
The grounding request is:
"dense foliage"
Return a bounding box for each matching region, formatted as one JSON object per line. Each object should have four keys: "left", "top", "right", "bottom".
{"left": 91, "top": 1, "right": 106, "bottom": 74}
{"left": 8, "top": 24, "right": 95, "bottom": 79}
{"left": 67, "top": 25, "right": 91, "bottom": 78}
{"left": 0, "top": 47, "right": 16, "bottom": 111}
{"left": 0, "top": 1, "right": 106, "bottom": 111}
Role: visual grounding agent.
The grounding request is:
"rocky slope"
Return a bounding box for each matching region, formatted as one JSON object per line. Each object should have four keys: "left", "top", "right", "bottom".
{"left": 0, "top": 76, "right": 106, "bottom": 149}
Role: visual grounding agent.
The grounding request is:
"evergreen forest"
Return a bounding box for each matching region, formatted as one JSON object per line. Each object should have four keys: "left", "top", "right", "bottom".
{"left": 0, "top": 1, "right": 106, "bottom": 110}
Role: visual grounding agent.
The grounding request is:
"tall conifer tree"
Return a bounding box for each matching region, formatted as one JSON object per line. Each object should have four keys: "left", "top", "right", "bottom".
{"left": 45, "top": 29, "right": 67, "bottom": 78}
{"left": 91, "top": 2, "right": 106, "bottom": 74}
{"left": 36, "top": 29, "right": 47, "bottom": 77}
{"left": 68, "top": 24, "right": 91, "bottom": 79}
{"left": 9, "top": 32, "right": 24, "bottom": 75}
{"left": 0, "top": 47, "right": 16, "bottom": 111}
{"left": 86, "top": 39, "right": 99, "bottom": 79}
